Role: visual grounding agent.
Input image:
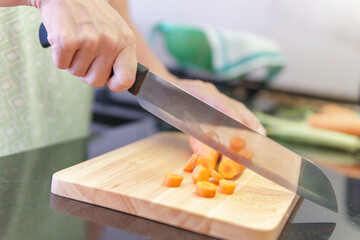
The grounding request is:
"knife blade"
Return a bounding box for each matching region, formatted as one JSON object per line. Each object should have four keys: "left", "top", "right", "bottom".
{"left": 39, "top": 24, "right": 337, "bottom": 212}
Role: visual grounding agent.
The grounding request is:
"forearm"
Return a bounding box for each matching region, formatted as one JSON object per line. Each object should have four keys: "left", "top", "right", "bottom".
{"left": 132, "top": 25, "right": 179, "bottom": 83}
{"left": 108, "top": 0, "right": 178, "bottom": 83}
{"left": 0, "top": 1, "right": 32, "bottom": 7}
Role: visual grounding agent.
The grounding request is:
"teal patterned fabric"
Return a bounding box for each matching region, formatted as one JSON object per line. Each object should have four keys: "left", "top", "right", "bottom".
{"left": 0, "top": 7, "right": 94, "bottom": 157}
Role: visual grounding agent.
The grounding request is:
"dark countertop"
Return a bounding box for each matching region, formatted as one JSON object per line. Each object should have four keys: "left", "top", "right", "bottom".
{"left": 1, "top": 106, "right": 360, "bottom": 240}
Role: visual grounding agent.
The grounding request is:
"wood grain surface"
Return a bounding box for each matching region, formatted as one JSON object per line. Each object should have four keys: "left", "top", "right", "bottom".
{"left": 51, "top": 132, "right": 299, "bottom": 240}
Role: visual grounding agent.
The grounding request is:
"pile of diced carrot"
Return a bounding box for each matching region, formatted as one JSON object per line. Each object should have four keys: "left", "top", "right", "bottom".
{"left": 162, "top": 136, "right": 253, "bottom": 198}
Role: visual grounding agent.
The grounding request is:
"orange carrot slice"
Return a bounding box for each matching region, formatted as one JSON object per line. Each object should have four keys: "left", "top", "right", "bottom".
{"left": 163, "top": 173, "right": 183, "bottom": 187}
{"left": 184, "top": 154, "right": 199, "bottom": 172}
{"left": 196, "top": 181, "right": 217, "bottom": 198}
{"left": 239, "top": 149, "right": 254, "bottom": 160}
{"left": 209, "top": 178, "right": 220, "bottom": 186}
{"left": 209, "top": 168, "right": 224, "bottom": 182}
{"left": 192, "top": 165, "right": 210, "bottom": 182}
{"left": 218, "top": 156, "right": 245, "bottom": 179}
{"left": 219, "top": 179, "right": 236, "bottom": 194}
{"left": 230, "top": 137, "right": 246, "bottom": 152}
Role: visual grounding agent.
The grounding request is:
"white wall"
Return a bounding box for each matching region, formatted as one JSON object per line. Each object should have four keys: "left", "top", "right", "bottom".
{"left": 129, "top": 0, "right": 360, "bottom": 101}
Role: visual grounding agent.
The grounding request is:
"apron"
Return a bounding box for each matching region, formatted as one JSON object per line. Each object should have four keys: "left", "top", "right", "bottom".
{"left": 0, "top": 6, "right": 94, "bottom": 157}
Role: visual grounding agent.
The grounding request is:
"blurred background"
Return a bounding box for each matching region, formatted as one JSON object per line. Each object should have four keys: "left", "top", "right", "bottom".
{"left": 128, "top": 0, "right": 360, "bottom": 101}
{"left": 91, "top": 0, "right": 360, "bottom": 178}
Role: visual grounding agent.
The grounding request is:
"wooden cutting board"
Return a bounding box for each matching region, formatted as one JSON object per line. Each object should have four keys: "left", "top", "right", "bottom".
{"left": 51, "top": 132, "right": 299, "bottom": 240}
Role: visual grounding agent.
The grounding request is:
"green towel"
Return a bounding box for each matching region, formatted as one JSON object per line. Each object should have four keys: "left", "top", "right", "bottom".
{"left": 153, "top": 21, "right": 285, "bottom": 82}
{"left": 0, "top": 7, "right": 93, "bottom": 157}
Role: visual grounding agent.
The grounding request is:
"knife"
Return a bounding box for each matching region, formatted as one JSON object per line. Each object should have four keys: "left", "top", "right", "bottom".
{"left": 39, "top": 24, "right": 337, "bottom": 212}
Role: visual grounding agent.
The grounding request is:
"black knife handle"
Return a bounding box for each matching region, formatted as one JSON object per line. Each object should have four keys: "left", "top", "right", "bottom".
{"left": 129, "top": 63, "right": 148, "bottom": 95}
{"left": 38, "top": 23, "right": 149, "bottom": 95}
{"left": 39, "top": 23, "right": 51, "bottom": 48}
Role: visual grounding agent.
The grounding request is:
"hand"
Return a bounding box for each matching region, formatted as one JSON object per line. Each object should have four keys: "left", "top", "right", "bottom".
{"left": 175, "top": 79, "right": 266, "bottom": 151}
{"left": 34, "top": 0, "right": 137, "bottom": 91}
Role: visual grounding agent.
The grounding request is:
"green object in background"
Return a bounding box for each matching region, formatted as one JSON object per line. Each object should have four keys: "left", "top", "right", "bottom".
{"left": 153, "top": 21, "right": 285, "bottom": 81}
{"left": 154, "top": 22, "right": 213, "bottom": 71}
{"left": 256, "top": 112, "right": 360, "bottom": 153}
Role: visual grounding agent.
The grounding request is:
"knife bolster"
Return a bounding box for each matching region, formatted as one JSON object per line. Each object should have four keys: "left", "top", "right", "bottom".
{"left": 128, "top": 63, "right": 149, "bottom": 95}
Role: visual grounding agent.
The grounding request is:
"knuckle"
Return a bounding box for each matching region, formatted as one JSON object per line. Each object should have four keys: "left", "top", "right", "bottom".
{"left": 52, "top": 51, "right": 66, "bottom": 69}
{"left": 68, "top": 68, "right": 86, "bottom": 77}
{"left": 54, "top": 61, "right": 65, "bottom": 70}
{"left": 59, "top": 36, "right": 79, "bottom": 51}
{"left": 122, "top": 30, "right": 136, "bottom": 46}
{"left": 83, "top": 35, "right": 99, "bottom": 52}
{"left": 101, "top": 32, "right": 118, "bottom": 53}
{"left": 84, "top": 76, "right": 106, "bottom": 88}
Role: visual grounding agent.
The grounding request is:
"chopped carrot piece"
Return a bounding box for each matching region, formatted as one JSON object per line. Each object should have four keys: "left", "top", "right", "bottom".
{"left": 218, "top": 156, "right": 245, "bottom": 179}
{"left": 196, "top": 156, "right": 217, "bottom": 170}
{"left": 196, "top": 181, "right": 217, "bottom": 198}
{"left": 209, "top": 178, "right": 219, "bottom": 186}
{"left": 219, "top": 179, "right": 236, "bottom": 194}
{"left": 239, "top": 149, "right": 254, "bottom": 160}
{"left": 192, "top": 165, "right": 210, "bottom": 182}
{"left": 230, "top": 137, "right": 246, "bottom": 152}
{"left": 209, "top": 168, "right": 224, "bottom": 182}
{"left": 163, "top": 173, "right": 183, "bottom": 187}
{"left": 163, "top": 173, "right": 184, "bottom": 187}
{"left": 184, "top": 154, "right": 199, "bottom": 172}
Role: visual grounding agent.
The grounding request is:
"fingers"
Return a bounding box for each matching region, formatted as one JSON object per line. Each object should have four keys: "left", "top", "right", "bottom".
{"left": 228, "top": 98, "right": 266, "bottom": 135}
{"left": 107, "top": 43, "right": 137, "bottom": 92}
{"left": 225, "top": 96, "right": 264, "bottom": 134}
{"left": 51, "top": 37, "right": 78, "bottom": 70}
{"left": 78, "top": 28, "right": 121, "bottom": 87}
{"left": 50, "top": 23, "right": 137, "bottom": 90}
{"left": 43, "top": 12, "right": 79, "bottom": 70}
{"left": 39, "top": 0, "right": 137, "bottom": 91}
{"left": 188, "top": 137, "right": 202, "bottom": 153}
{"left": 179, "top": 79, "right": 267, "bottom": 136}
{"left": 67, "top": 27, "right": 99, "bottom": 77}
